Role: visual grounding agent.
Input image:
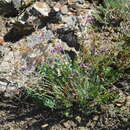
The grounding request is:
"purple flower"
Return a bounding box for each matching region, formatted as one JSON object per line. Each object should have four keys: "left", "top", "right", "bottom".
{"left": 51, "top": 45, "right": 64, "bottom": 53}
{"left": 79, "top": 64, "right": 88, "bottom": 67}
{"left": 86, "top": 18, "right": 95, "bottom": 24}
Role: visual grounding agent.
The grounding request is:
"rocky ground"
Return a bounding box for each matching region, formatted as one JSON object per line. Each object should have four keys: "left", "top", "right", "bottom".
{"left": 0, "top": 0, "right": 94, "bottom": 96}
{"left": 0, "top": 96, "right": 130, "bottom": 130}
{"left": 0, "top": 0, "right": 130, "bottom": 129}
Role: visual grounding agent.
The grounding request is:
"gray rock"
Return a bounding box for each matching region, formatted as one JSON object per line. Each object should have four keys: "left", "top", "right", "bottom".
{"left": 3, "top": 0, "right": 11, "bottom": 3}
{"left": 41, "top": 27, "right": 54, "bottom": 41}
{"left": 53, "top": 2, "right": 61, "bottom": 12}
{"left": 33, "top": 2, "right": 51, "bottom": 16}
{"left": 18, "top": 2, "right": 51, "bottom": 27}
{"left": 60, "top": 5, "right": 69, "bottom": 15}
{"left": 3, "top": 0, "right": 33, "bottom": 10}
{"left": 0, "top": 78, "right": 18, "bottom": 98}
{"left": 68, "top": 0, "right": 85, "bottom": 4}
{"left": 18, "top": 12, "right": 29, "bottom": 24}
{"left": 27, "top": 33, "right": 43, "bottom": 48}
{"left": 60, "top": 15, "right": 77, "bottom": 28}
{"left": 1, "top": 0, "right": 22, "bottom": 9}
{"left": 12, "top": 0, "right": 22, "bottom": 10}
{"left": 44, "top": 30, "right": 54, "bottom": 41}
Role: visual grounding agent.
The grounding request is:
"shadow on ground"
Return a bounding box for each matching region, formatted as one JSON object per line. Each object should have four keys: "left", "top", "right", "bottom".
{"left": 0, "top": 95, "right": 130, "bottom": 130}
{"left": 0, "top": 96, "right": 88, "bottom": 129}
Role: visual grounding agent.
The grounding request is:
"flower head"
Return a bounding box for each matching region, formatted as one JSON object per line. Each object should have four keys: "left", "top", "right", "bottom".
{"left": 79, "top": 63, "right": 88, "bottom": 67}
{"left": 51, "top": 45, "right": 64, "bottom": 53}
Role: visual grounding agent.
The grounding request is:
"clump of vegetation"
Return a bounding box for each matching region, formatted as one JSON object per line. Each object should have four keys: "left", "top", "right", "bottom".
{"left": 92, "top": 0, "right": 130, "bottom": 27}
{"left": 82, "top": 0, "right": 130, "bottom": 72}
{"left": 24, "top": 0, "right": 129, "bottom": 117}
{"left": 25, "top": 50, "right": 119, "bottom": 116}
